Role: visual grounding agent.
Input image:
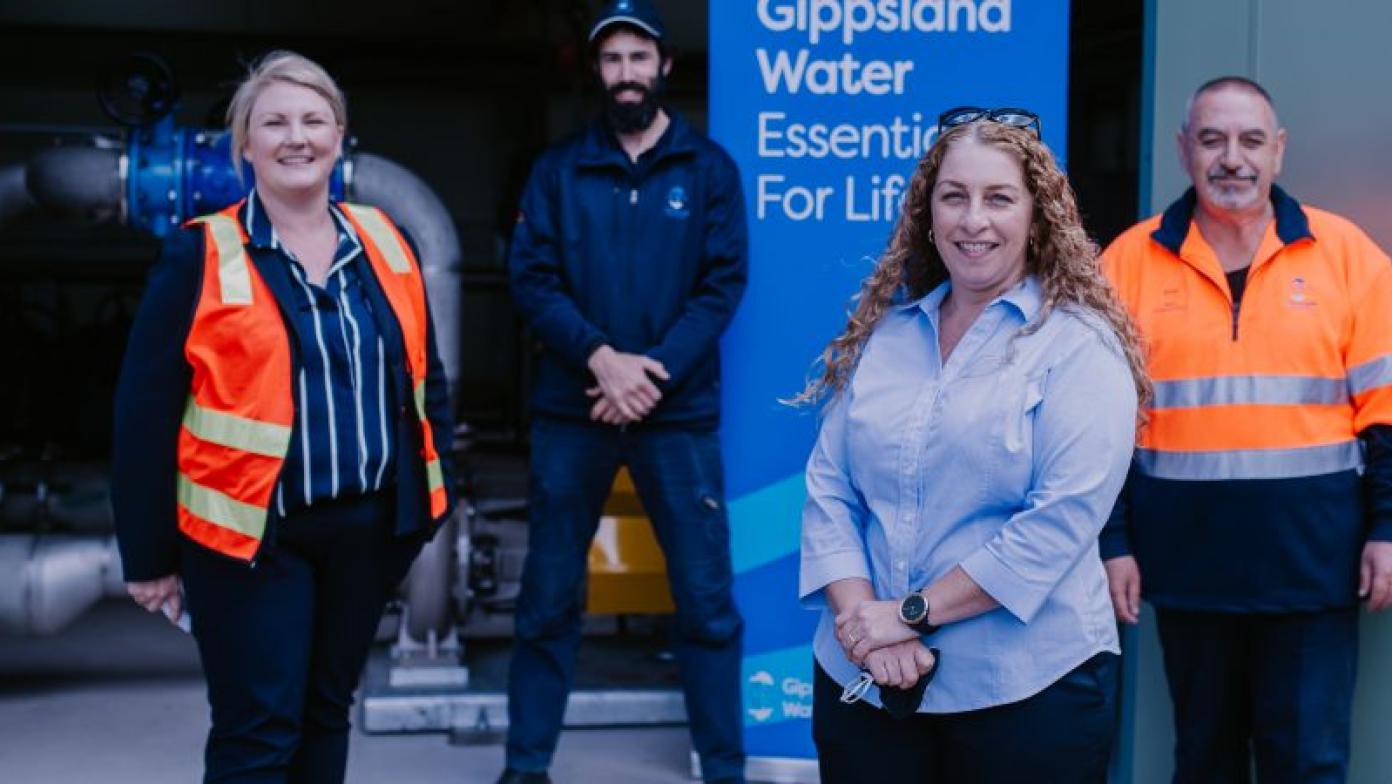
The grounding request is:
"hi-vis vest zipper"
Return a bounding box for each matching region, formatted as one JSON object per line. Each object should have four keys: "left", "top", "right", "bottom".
{"left": 177, "top": 199, "right": 447, "bottom": 562}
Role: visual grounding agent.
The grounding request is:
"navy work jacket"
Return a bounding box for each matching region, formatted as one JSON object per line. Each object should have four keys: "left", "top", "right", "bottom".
{"left": 508, "top": 112, "right": 748, "bottom": 429}
{"left": 111, "top": 222, "right": 457, "bottom": 581}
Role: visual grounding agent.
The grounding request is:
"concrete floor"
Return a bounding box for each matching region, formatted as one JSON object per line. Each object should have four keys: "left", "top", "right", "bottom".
{"left": 0, "top": 601, "right": 695, "bottom": 783}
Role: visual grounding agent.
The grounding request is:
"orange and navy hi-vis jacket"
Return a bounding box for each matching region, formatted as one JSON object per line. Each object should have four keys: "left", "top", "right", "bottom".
{"left": 1100, "top": 186, "right": 1392, "bottom": 611}
{"left": 177, "top": 199, "right": 449, "bottom": 563}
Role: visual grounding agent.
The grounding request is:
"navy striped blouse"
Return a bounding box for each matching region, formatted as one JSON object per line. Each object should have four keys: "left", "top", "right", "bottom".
{"left": 242, "top": 190, "right": 396, "bottom": 517}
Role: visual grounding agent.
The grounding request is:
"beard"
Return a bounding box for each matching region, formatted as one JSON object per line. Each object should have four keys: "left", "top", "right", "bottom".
{"left": 604, "top": 75, "right": 665, "bottom": 135}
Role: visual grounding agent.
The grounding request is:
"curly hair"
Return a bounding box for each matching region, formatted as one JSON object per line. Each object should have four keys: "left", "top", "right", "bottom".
{"left": 794, "top": 121, "right": 1152, "bottom": 411}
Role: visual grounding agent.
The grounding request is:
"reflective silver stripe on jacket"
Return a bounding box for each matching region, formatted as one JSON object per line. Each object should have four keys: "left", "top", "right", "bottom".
{"left": 1135, "top": 440, "right": 1363, "bottom": 481}
{"left": 1348, "top": 355, "right": 1392, "bottom": 396}
{"left": 1150, "top": 374, "right": 1348, "bottom": 410}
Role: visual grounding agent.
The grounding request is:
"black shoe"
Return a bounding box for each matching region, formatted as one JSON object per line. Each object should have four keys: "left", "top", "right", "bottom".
{"left": 495, "top": 770, "right": 551, "bottom": 784}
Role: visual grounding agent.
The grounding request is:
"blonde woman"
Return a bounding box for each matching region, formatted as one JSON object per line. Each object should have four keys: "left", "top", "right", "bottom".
{"left": 798, "top": 110, "right": 1149, "bottom": 782}
{"left": 112, "top": 51, "right": 454, "bottom": 782}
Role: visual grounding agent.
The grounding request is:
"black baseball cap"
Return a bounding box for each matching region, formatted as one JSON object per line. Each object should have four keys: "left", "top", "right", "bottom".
{"left": 588, "top": 0, "right": 666, "bottom": 44}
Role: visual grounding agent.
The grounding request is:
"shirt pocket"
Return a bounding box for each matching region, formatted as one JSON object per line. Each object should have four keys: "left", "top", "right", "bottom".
{"left": 1002, "top": 375, "right": 1045, "bottom": 454}
{"left": 979, "top": 367, "right": 1045, "bottom": 507}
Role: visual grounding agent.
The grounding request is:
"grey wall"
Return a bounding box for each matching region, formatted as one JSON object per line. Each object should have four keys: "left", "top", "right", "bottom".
{"left": 1129, "top": 1, "right": 1392, "bottom": 782}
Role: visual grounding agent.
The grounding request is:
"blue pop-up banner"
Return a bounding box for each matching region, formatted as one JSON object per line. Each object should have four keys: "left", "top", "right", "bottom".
{"left": 711, "top": 0, "right": 1071, "bottom": 772}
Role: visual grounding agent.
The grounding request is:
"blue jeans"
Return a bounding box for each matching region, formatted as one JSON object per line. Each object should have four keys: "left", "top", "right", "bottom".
{"left": 505, "top": 418, "right": 745, "bottom": 781}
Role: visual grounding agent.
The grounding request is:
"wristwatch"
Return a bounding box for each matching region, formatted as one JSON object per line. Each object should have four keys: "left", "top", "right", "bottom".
{"left": 898, "top": 591, "right": 939, "bottom": 635}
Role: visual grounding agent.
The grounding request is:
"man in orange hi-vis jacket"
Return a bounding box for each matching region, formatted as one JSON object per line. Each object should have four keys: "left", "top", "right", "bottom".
{"left": 1099, "top": 75, "right": 1392, "bottom": 783}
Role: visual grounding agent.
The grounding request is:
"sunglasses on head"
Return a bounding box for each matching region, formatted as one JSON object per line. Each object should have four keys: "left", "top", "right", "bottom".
{"left": 937, "top": 107, "right": 1042, "bottom": 139}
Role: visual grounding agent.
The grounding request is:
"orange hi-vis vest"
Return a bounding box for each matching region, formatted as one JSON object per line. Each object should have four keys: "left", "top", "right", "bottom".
{"left": 177, "top": 199, "right": 447, "bottom": 562}
{"left": 1101, "top": 188, "right": 1392, "bottom": 482}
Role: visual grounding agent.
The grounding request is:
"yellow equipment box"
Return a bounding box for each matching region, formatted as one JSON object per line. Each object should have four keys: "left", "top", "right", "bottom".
{"left": 585, "top": 468, "right": 675, "bottom": 615}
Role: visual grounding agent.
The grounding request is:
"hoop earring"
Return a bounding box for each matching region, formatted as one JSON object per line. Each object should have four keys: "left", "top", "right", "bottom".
{"left": 928, "top": 228, "right": 936, "bottom": 244}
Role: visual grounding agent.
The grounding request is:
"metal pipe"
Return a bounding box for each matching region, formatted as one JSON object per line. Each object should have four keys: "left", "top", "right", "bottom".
{"left": 0, "top": 162, "right": 33, "bottom": 227}
{"left": 0, "top": 146, "right": 123, "bottom": 229}
{"left": 26, "top": 146, "right": 123, "bottom": 223}
{"left": 349, "top": 152, "right": 463, "bottom": 398}
{"left": 0, "top": 534, "right": 125, "bottom": 636}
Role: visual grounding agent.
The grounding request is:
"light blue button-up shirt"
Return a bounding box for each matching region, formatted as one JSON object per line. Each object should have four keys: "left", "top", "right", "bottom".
{"left": 799, "top": 275, "right": 1136, "bottom": 712}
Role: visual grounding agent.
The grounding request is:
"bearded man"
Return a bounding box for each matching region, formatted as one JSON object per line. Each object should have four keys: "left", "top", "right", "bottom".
{"left": 497, "top": 2, "right": 749, "bottom": 783}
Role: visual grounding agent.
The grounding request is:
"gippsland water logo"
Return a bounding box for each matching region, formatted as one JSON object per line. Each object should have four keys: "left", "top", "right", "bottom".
{"left": 664, "top": 185, "right": 690, "bottom": 219}
{"left": 747, "top": 670, "right": 777, "bottom": 722}
{"left": 756, "top": 0, "right": 1013, "bottom": 46}
{"left": 1288, "top": 276, "right": 1317, "bottom": 308}
{"left": 745, "top": 669, "right": 814, "bottom": 724}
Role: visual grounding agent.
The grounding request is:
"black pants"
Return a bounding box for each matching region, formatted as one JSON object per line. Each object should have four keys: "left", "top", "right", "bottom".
{"left": 812, "top": 653, "right": 1117, "bottom": 783}
{"left": 180, "top": 490, "right": 423, "bottom": 784}
{"left": 1156, "top": 608, "right": 1358, "bottom": 784}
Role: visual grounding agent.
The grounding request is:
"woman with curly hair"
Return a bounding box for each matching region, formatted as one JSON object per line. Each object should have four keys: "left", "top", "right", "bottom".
{"left": 797, "top": 110, "right": 1150, "bottom": 782}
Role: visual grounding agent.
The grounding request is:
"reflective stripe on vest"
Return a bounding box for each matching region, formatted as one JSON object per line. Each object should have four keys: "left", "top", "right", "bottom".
{"left": 344, "top": 205, "right": 413, "bottom": 273}
{"left": 203, "top": 214, "right": 254, "bottom": 305}
{"left": 178, "top": 472, "right": 267, "bottom": 539}
{"left": 183, "top": 396, "right": 292, "bottom": 457}
{"left": 415, "top": 379, "right": 447, "bottom": 500}
{"left": 177, "top": 199, "right": 446, "bottom": 562}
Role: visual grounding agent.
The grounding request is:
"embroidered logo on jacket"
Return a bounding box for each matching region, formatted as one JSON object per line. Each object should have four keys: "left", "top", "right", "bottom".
{"left": 1154, "top": 279, "right": 1187, "bottom": 314}
{"left": 1288, "top": 276, "right": 1317, "bottom": 308}
{"left": 664, "top": 185, "right": 689, "bottom": 219}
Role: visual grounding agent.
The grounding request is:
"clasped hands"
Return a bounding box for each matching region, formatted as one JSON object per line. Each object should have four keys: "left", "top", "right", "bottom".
{"left": 835, "top": 599, "right": 936, "bottom": 689}
{"left": 586, "top": 345, "right": 670, "bottom": 425}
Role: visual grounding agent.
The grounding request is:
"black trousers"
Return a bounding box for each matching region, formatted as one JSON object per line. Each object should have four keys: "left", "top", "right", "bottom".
{"left": 812, "top": 653, "right": 1118, "bottom": 784}
{"left": 1156, "top": 608, "right": 1359, "bottom": 784}
{"left": 180, "top": 490, "right": 423, "bottom": 784}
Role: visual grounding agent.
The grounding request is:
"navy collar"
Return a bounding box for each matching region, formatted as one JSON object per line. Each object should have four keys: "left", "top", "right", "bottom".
{"left": 240, "top": 188, "right": 277, "bottom": 249}
{"left": 576, "top": 109, "right": 696, "bottom": 169}
{"left": 1151, "top": 184, "right": 1313, "bottom": 256}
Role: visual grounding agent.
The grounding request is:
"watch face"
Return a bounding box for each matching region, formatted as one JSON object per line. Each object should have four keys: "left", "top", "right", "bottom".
{"left": 900, "top": 593, "right": 927, "bottom": 624}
